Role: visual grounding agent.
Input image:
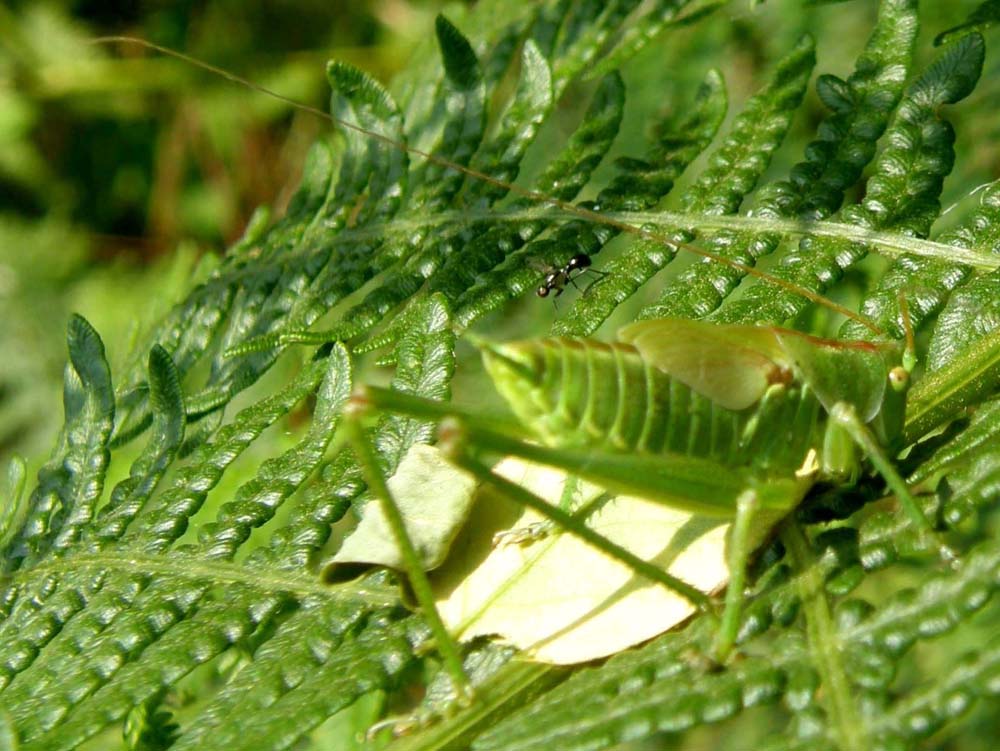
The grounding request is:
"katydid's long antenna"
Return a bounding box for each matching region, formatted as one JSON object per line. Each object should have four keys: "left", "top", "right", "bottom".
{"left": 90, "top": 35, "right": 884, "bottom": 337}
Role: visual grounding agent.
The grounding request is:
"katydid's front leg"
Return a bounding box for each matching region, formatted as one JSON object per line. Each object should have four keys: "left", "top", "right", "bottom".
{"left": 829, "top": 401, "right": 959, "bottom": 565}
{"left": 714, "top": 489, "right": 761, "bottom": 663}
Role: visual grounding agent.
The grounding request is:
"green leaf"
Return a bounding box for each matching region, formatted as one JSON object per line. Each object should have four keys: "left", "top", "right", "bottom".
{"left": 5, "top": 315, "right": 114, "bottom": 569}
{"left": 434, "top": 458, "right": 728, "bottom": 663}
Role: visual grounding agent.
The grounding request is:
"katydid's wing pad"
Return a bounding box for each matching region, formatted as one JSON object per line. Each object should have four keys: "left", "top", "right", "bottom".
{"left": 617, "top": 319, "right": 790, "bottom": 411}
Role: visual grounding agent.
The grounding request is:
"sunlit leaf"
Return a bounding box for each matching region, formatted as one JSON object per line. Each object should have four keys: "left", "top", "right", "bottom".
{"left": 435, "top": 457, "right": 728, "bottom": 664}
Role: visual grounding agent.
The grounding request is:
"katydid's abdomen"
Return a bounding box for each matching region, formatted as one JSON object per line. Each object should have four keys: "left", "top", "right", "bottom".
{"left": 481, "top": 336, "right": 815, "bottom": 471}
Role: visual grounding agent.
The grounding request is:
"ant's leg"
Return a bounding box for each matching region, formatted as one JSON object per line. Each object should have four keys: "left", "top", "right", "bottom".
{"left": 581, "top": 268, "right": 609, "bottom": 296}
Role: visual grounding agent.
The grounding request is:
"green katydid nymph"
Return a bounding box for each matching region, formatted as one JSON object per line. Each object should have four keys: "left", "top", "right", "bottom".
{"left": 342, "top": 311, "right": 958, "bottom": 694}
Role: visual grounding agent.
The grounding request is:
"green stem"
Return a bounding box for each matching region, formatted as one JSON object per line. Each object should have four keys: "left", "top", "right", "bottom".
{"left": 344, "top": 419, "right": 469, "bottom": 698}
{"left": 781, "top": 522, "right": 865, "bottom": 751}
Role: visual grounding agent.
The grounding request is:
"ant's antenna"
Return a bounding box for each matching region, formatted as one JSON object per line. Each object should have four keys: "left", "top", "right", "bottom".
{"left": 90, "top": 35, "right": 883, "bottom": 336}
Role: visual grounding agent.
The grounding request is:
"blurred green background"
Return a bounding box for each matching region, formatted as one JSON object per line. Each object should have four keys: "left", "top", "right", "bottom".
{"left": 0, "top": 0, "right": 455, "bottom": 459}
{"left": 1, "top": 0, "right": 996, "bottom": 463}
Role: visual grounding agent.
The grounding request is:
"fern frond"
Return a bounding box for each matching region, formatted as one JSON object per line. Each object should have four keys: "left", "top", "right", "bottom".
{"left": 630, "top": 32, "right": 818, "bottom": 324}
{"left": 589, "top": 0, "right": 720, "bottom": 79}
{"left": 7, "top": 2, "right": 1000, "bottom": 749}
{"left": 935, "top": 0, "right": 1000, "bottom": 44}
{"left": 123, "top": 690, "right": 180, "bottom": 751}
{"left": 4, "top": 315, "right": 114, "bottom": 569}
{"left": 665, "top": 0, "right": 921, "bottom": 326}
{"left": 90, "top": 346, "right": 185, "bottom": 543}
{"left": 546, "top": 65, "right": 727, "bottom": 336}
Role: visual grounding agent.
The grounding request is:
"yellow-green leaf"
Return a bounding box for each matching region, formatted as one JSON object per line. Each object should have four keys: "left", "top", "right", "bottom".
{"left": 331, "top": 443, "right": 479, "bottom": 571}
{"left": 433, "top": 457, "right": 728, "bottom": 664}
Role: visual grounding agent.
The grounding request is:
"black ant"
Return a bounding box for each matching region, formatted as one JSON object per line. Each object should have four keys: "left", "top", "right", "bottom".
{"left": 535, "top": 253, "right": 607, "bottom": 299}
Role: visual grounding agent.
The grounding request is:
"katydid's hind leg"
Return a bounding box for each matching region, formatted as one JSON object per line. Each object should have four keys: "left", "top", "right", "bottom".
{"left": 829, "top": 402, "right": 959, "bottom": 566}
{"left": 341, "top": 401, "right": 473, "bottom": 703}
{"left": 711, "top": 489, "right": 760, "bottom": 663}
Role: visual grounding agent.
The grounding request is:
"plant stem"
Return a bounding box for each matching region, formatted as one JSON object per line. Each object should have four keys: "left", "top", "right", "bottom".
{"left": 781, "top": 522, "right": 865, "bottom": 751}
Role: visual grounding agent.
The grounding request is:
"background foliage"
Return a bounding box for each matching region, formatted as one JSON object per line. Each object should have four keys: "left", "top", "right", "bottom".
{"left": 1, "top": 1, "right": 1000, "bottom": 749}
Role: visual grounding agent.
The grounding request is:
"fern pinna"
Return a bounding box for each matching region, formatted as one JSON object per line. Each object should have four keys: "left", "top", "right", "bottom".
{"left": 2, "top": 2, "right": 1000, "bottom": 750}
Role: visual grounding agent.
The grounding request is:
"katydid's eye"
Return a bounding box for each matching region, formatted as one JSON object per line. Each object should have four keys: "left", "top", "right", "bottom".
{"left": 888, "top": 366, "right": 909, "bottom": 391}
{"left": 537, "top": 286, "right": 549, "bottom": 297}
